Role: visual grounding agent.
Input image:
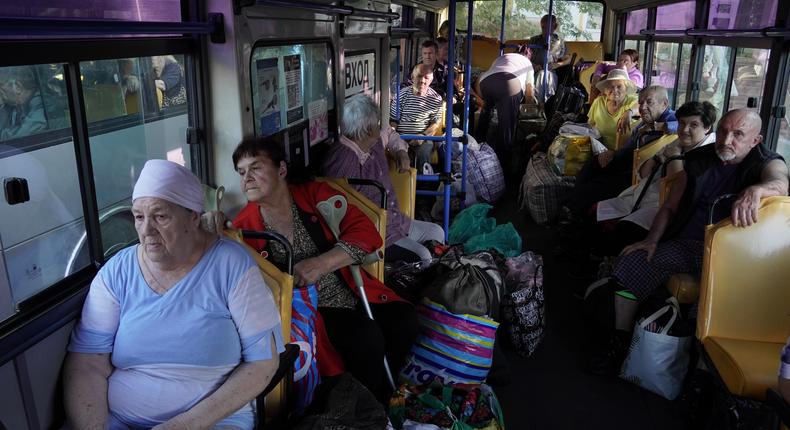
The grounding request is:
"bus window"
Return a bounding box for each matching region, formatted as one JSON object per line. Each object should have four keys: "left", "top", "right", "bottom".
{"left": 625, "top": 9, "right": 647, "bottom": 36}
{"left": 0, "top": 64, "right": 84, "bottom": 314}
{"left": 653, "top": 42, "right": 680, "bottom": 105}
{"left": 454, "top": 1, "right": 603, "bottom": 42}
{"left": 656, "top": 1, "right": 695, "bottom": 30}
{"left": 251, "top": 43, "right": 335, "bottom": 146}
{"left": 391, "top": 3, "right": 402, "bottom": 27}
{"left": 708, "top": 0, "right": 778, "bottom": 30}
{"left": 675, "top": 44, "right": 692, "bottom": 107}
{"left": 729, "top": 48, "right": 770, "bottom": 111}
{"left": 699, "top": 45, "right": 733, "bottom": 110}
{"left": 779, "top": 82, "right": 790, "bottom": 161}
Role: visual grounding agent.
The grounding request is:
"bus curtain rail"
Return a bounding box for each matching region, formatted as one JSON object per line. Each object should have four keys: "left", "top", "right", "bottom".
{"left": 254, "top": 0, "right": 399, "bottom": 20}
{"left": 640, "top": 27, "right": 790, "bottom": 39}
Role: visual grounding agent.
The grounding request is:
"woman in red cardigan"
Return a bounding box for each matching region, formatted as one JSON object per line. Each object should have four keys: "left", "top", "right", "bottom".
{"left": 231, "top": 136, "right": 418, "bottom": 401}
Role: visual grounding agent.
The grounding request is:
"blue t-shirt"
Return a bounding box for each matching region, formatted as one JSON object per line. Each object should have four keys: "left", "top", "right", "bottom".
{"left": 69, "top": 238, "right": 284, "bottom": 429}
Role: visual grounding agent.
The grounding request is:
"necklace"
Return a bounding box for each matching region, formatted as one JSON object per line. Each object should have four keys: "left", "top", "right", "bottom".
{"left": 140, "top": 234, "right": 208, "bottom": 294}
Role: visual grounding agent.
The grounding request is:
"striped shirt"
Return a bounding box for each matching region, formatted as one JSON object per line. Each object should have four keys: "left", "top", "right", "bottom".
{"left": 390, "top": 86, "right": 443, "bottom": 135}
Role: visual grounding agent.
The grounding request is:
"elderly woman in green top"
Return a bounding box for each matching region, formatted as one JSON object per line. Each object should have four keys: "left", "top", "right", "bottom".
{"left": 587, "top": 68, "right": 639, "bottom": 167}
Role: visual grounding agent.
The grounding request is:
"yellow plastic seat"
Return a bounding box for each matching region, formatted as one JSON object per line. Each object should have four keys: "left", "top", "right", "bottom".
{"left": 387, "top": 158, "right": 417, "bottom": 219}
{"left": 565, "top": 41, "right": 604, "bottom": 63}
{"left": 697, "top": 196, "right": 790, "bottom": 400}
{"left": 632, "top": 134, "right": 677, "bottom": 185}
{"left": 223, "top": 229, "right": 293, "bottom": 425}
{"left": 316, "top": 178, "right": 387, "bottom": 282}
{"left": 470, "top": 36, "right": 501, "bottom": 70}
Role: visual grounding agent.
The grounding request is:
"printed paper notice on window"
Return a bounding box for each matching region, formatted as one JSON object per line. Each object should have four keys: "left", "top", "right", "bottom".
{"left": 284, "top": 54, "right": 304, "bottom": 124}
{"left": 308, "top": 99, "right": 329, "bottom": 146}
{"left": 256, "top": 58, "right": 281, "bottom": 137}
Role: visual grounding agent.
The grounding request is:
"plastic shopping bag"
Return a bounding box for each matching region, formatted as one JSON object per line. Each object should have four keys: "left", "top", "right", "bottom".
{"left": 619, "top": 297, "right": 691, "bottom": 400}
{"left": 291, "top": 284, "right": 321, "bottom": 410}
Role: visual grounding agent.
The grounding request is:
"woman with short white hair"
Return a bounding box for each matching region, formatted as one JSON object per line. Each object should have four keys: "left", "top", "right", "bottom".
{"left": 323, "top": 94, "right": 445, "bottom": 263}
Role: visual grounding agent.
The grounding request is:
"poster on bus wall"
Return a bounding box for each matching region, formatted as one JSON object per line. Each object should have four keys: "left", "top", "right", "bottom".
{"left": 284, "top": 54, "right": 304, "bottom": 124}
{"left": 256, "top": 58, "right": 281, "bottom": 137}
{"left": 345, "top": 52, "right": 376, "bottom": 99}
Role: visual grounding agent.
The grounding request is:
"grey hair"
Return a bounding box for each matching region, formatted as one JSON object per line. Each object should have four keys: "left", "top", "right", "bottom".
{"left": 341, "top": 94, "right": 380, "bottom": 142}
{"left": 640, "top": 85, "right": 669, "bottom": 103}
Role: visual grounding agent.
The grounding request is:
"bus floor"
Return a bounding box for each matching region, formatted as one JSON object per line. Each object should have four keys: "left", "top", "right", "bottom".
{"left": 487, "top": 183, "right": 688, "bottom": 430}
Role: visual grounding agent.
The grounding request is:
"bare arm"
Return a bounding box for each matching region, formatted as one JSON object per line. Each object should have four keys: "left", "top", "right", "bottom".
{"left": 622, "top": 171, "right": 687, "bottom": 260}
{"left": 731, "top": 159, "right": 789, "bottom": 227}
{"left": 64, "top": 352, "right": 113, "bottom": 430}
{"left": 293, "top": 245, "right": 356, "bottom": 287}
{"left": 638, "top": 157, "right": 657, "bottom": 179}
{"left": 154, "top": 338, "right": 280, "bottom": 430}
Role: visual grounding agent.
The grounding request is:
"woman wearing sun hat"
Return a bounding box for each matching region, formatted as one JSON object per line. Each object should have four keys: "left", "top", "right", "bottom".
{"left": 587, "top": 68, "right": 639, "bottom": 154}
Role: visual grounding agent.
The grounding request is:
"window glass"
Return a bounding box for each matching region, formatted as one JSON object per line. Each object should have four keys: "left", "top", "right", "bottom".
{"left": 389, "top": 46, "right": 401, "bottom": 103}
{"left": 652, "top": 42, "right": 680, "bottom": 106}
{"left": 81, "top": 55, "right": 192, "bottom": 269}
{"left": 455, "top": 1, "right": 603, "bottom": 42}
{"left": 0, "top": 64, "right": 85, "bottom": 309}
{"left": 778, "top": 83, "right": 790, "bottom": 161}
{"left": 624, "top": 39, "right": 646, "bottom": 73}
{"left": 0, "top": 1, "right": 181, "bottom": 21}
{"left": 391, "top": 4, "right": 402, "bottom": 27}
{"left": 656, "top": 1, "right": 695, "bottom": 30}
{"left": 675, "top": 44, "right": 693, "bottom": 108}
{"left": 251, "top": 43, "right": 335, "bottom": 148}
{"left": 699, "top": 45, "right": 733, "bottom": 110}
{"left": 413, "top": 9, "right": 431, "bottom": 34}
{"left": 729, "top": 48, "right": 770, "bottom": 111}
{"left": 625, "top": 9, "right": 648, "bottom": 36}
{"left": 708, "top": 0, "right": 777, "bottom": 30}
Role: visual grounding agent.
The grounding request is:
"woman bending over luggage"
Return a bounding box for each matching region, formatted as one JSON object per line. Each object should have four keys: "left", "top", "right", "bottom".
{"left": 231, "top": 137, "right": 419, "bottom": 402}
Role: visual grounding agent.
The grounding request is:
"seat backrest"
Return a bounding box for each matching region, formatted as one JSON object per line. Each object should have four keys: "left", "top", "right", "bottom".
{"left": 565, "top": 41, "right": 604, "bottom": 63}
{"left": 387, "top": 158, "right": 417, "bottom": 219}
{"left": 470, "top": 36, "right": 501, "bottom": 70}
{"left": 697, "top": 196, "right": 790, "bottom": 344}
{"left": 632, "top": 134, "right": 677, "bottom": 185}
{"left": 316, "top": 178, "right": 387, "bottom": 282}
{"left": 659, "top": 170, "right": 682, "bottom": 205}
{"left": 579, "top": 61, "right": 608, "bottom": 99}
{"left": 222, "top": 229, "right": 293, "bottom": 422}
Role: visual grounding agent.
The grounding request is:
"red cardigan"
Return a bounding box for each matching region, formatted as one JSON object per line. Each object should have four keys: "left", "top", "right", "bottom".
{"left": 232, "top": 181, "right": 405, "bottom": 375}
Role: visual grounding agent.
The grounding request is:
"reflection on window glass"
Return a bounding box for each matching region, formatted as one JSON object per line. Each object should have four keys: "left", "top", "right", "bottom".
{"left": 455, "top": 1, "right": 603, "bottom": 42}
{"left": 0, "top": 64, "right": 69, "bottom": 142}
{"left": 675, "top": 44, "right": 692, "bottom": 108}
{"left": 82, "top": 56, "right": 192, "bottom": 266}
{"left": 699, "top": 45, "right": 733, "bottom": 111}
{"left": 656, "top": 1, "right": 695, "bottom": 30}
{"left": 778, "top": 83, "right": 790, "bottom": 162}
{"left": 0, "top": 1, "right": 182, "bottom": 21}
{"left": 0, "top": 64, "right": 85, "bottom": 314}
{"left": 391, "top": 4, "right": 402, "bottom": 27}
{"left": 389, "top": 46, "right": 401, "bottom": 102}
{"left": 652, "top": 42, "right": 680, "bottom": 106}
{"left": 729, "top": 48, "right": 770, "bottom": 111}
{"left": 708, "top": 0, "right": 777, "bottom": 30}
{"left": 624, "top": 40, "right": 646, "bottom": 74}
{"left": 626, "top": 9, "right": 648, "bottom": 35}
{"left": 251, "top": 43, "right": 335, "bottom": 146}
{"left": 413, "top": 9, "right": 431, "bottom": 34}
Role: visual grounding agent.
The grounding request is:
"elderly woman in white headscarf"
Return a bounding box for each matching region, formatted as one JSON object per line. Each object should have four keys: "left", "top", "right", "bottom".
{"left": 63, "top": 160, "right": 283, "bottom": 430}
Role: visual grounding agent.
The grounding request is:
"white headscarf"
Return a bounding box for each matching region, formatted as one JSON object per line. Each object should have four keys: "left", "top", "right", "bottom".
{"left": 132, "top": 160, "right": 204, "bottom": 213}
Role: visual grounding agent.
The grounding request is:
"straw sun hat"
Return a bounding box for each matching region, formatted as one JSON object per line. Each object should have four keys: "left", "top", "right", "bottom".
{"left": 595, "top": 68, "right": 636, "bottom": 93}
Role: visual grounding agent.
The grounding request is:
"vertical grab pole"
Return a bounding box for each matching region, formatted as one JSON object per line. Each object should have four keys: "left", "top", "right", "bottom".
{"left": 395, "top": 45, "right": 402, "bottom": 120}
{"left": 543, "top": 0, "right": 555, "bottom": 104}
{"left": 443, "top": 0, "right": 458, "bottom": 241}
{"left": 460, "top": 0, "right": 474, "bottom": 210}
{"left": 499, "top": 0, "right": 507, "bottom": 56}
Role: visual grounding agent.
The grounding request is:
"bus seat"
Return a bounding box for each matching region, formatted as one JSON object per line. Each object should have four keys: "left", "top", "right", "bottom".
{"left": 470, "top": 36, "right": 501, "bottom": 70}
{"left": 565, "top": 42, "right": 604, "bottom": 63}
{"left": 222, "top": 229, "right": 295, "bottom": 427}
{"left": 632, "top": 134, "right": 677, "bottom": 185}
{"left": 316, "top": 178, "right": 387, "bottom": 282}
{"left": 697, "top": 196, "right": 790, "bottom": 400}
{"left": 388, "top": 158, "right": 417, "bottom": 219}
{"left": 83, "top": 84, "right": 127, "bottom": 122}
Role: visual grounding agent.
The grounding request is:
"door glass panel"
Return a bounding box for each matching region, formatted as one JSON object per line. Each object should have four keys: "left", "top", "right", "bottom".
{"left": 0, "top": 63, "right": 85, "bottom": 309}
{"left": 652, "top": 42, "right": 680, "bottom": 106}
{"left": 729, "top": 48, "right": 770, "bottom": 111}
{"left": 675, "top": 44, "right": 692, "bottom": 107}
{"left": 699, "top": 46, "right": 733, "bottom": 110}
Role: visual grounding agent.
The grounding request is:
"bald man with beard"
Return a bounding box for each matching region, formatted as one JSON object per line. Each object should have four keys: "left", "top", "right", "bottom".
{"left": 589, "top": 109, "right": 789, "bottom": 376}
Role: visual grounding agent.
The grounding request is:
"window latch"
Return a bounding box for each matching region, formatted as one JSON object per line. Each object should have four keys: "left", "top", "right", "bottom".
{"left": 4, "top": 177, "right": 30, "bottom": 205}
{"left": 186, "top": 127, "right": 200, "bottom": 145}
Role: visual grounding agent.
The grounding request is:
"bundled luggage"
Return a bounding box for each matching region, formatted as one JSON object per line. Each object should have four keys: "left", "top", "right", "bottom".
{"left": 519, "top": 153, "right": 576, "bottom": 225}
{"left": 388, "top": 382, "right": 505, "bottom": 430}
